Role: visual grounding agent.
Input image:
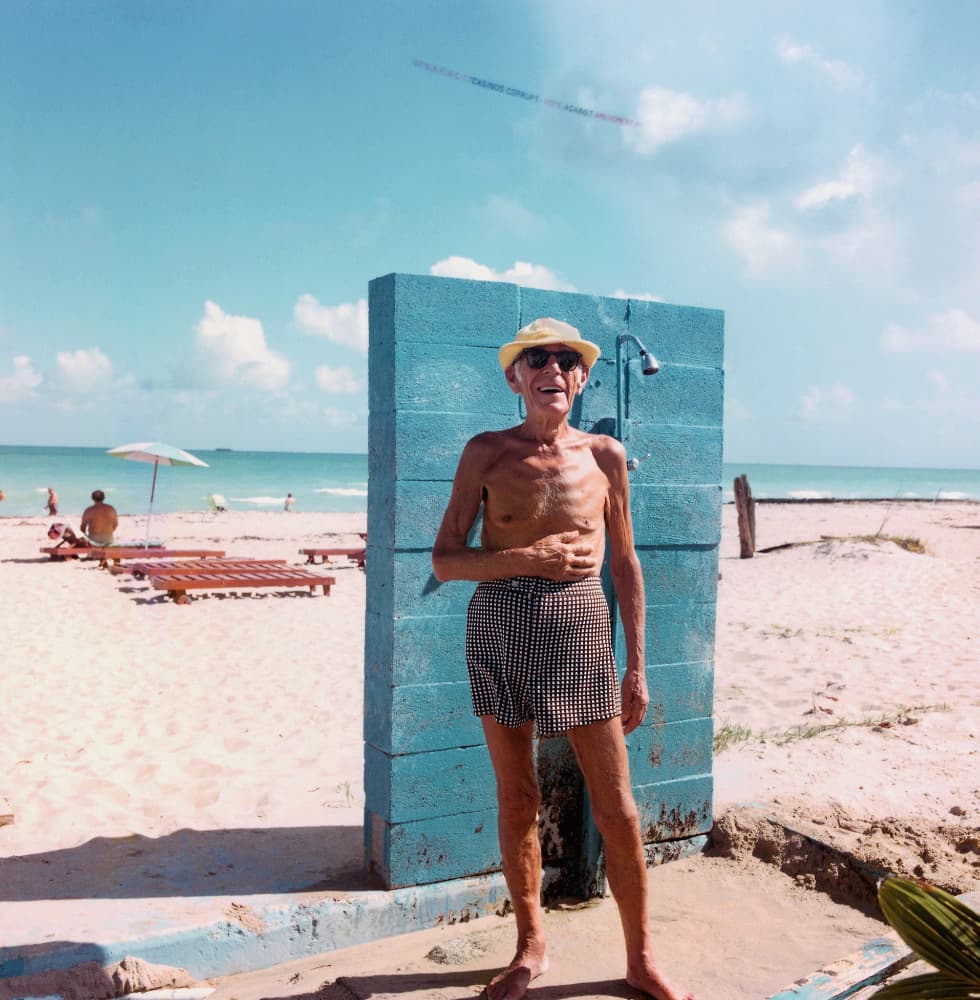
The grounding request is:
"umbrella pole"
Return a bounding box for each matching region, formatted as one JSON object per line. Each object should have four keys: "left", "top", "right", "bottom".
{"left": 145, "top": 461, "right": 159, "bottom": 547}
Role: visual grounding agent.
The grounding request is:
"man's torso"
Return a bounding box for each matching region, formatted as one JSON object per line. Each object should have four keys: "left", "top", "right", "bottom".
{"left": 82, "top": 503, "right": 117, "bottom": 537}
{"left": 478, "top": 428, "right": 609, "bottom": 574}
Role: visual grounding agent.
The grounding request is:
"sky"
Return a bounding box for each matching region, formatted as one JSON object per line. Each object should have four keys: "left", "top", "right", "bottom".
{"left": 1, "top": 0, "right": 979, "bottom": 468}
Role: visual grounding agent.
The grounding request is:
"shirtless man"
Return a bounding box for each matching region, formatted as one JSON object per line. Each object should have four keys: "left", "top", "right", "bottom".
{"left": 80, "top": 489, "right": 119, "bottom": 545}
{"left": 433, "top": 318, "right": 695, "bottom": 1000}
{"left": 45, "top": 486, "right": 58, "bottom": 516}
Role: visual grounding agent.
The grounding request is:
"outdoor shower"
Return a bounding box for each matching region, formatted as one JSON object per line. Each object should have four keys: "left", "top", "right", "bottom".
{"left": 616, "top": 333, "right": 659, "bottom": 469}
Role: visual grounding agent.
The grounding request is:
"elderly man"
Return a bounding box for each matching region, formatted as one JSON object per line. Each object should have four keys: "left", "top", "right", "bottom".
{"left": 80, "top": 489, "right": 119, "bottom": 545}
{"left": 433, "top": 318, "right": 695, "bottom": 1000}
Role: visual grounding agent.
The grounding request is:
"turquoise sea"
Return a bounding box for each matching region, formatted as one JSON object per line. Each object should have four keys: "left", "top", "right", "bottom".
{"left": 0, "top": 445, "right": 977, "bottom": 518}
{"left": 0, "top": 445, "right": 368, "bottom": 518}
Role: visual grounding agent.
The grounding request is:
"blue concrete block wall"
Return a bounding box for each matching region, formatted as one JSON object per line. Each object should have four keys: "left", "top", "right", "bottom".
{"left": 364, "top": 273, "right": 723, "bottom": 890}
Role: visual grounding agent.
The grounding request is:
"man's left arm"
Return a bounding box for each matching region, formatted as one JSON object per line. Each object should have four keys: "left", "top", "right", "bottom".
{"left": 595, "top": 438, "right": 648, "bottom": 735}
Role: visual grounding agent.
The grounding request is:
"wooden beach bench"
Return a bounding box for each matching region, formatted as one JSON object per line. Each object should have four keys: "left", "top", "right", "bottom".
{"left": 41, "top": 547, "right": 226, "bottom": 568}
{"left": 150, "top": 566, "right": 336, "bottom": 604}
{"left": 299, "top": 547, "right": 366, "bottom": 569}
{"left": 121, "top": 557, "right": 287, "bottom": 580}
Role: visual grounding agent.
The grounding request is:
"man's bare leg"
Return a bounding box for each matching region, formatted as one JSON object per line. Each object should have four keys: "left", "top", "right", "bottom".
{"left": 568, "top": 718, "right": 697, "bottom": 1000}
{"left": 481, "top": 717, "right": 550, "bottom": 1000}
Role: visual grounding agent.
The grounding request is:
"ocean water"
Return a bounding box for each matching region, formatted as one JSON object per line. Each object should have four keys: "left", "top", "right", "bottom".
{"left": 0, "top": 445, "right": 368, "bottom": 518}
{"left": 721, "top": 462, "right": 980, "bottom": 503}
{"left": 0, "top": 446, "right": 977, "bottom": 518}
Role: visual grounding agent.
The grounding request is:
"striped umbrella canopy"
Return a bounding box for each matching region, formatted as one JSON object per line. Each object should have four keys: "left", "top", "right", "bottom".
{"left": 107, "top": 441, "right": 209, "bottom": 545}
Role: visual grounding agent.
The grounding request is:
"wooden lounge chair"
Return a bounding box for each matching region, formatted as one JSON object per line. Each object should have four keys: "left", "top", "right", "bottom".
{"left": 150, "top": 566, "right": 336, "bottom": 604}
{"left": 121, "top": 558, "right": 288, "bottom": 580}
{"left": 299, "top": 547, "right": 366, "bottom": 568}
{"left": 41, "top": 547, "right": 226, "bottom": 568}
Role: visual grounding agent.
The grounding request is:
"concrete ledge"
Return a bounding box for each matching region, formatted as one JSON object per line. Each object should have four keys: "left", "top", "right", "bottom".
{"left": 0, "top": 873, "right": 511, "bottom": 981}
{"left": 0, "top": 834, "right": 715, "bottom": 984}
{"left": 765, "top": 933, "right": 913, "bottom": 999}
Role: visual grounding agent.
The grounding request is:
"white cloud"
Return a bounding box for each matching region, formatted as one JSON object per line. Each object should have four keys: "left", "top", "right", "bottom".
{"left": 879, "top": 379, "right": 979, "bottom": 422}
{"left": 776, "top": 36, "right": 866, "bottom": 90}
{"left": 799, "top": 382, "right": 854, "bottom": 421}
{"left": 725, "top": 397, "right": 753, "bottom": 422}
{"left": 293, "top": 295, "right": 368, "bottom": 352}
{"left": 195, "top": 300, "right": 293, "bottom": 391}
{"left": 624, "top": 87, "right": 749, "bottom": 155}
{"left": 0, "top": 355, "right": 43, "bottom": 402}
{"left": 723, "top": 204, "right": 801, "bottom": 276}
{"left": 430, "top": 256, "right": 576, "bottom": 291}
{"left": 610, "top": 289, "right": 666, "bottom": 302}
{"left": 55, "top": 347, "right": 113, "bottom": 392}
{"left": 482, "top": 196, "right": 544, "bottom": 236}
{"left": 881, "top": 308, "right": 980, "bottom": 353}
{"left": 816, "top": 209, "right": 900, "bottom": 274}
{"left": 314, "top": 364, "right": 362, "bottom": 394}
{"left": 795, "top": 144, "right": 877, "bottom": 211}
{"left": 958, "top": 180, "right": 980, "bottom": 206}
{"left": 322, "top": 406, "right": 360, "bottom": 427}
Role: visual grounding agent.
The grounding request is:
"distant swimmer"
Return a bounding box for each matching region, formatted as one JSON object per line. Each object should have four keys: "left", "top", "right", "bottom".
{"left": 0, "top": 488, "right": 5, "bottom": 501}
{"left": 45, "top": 486, "right": 58, "bottom": 516}
{"left": 80, "top": 489, "right": 119, "bottom": 545}
{"left": 284, "top": 492, "right": 295, "bottom": 512}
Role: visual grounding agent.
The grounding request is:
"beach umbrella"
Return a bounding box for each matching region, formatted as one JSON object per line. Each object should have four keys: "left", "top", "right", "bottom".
{"left": 107, "top": 441, "right": 209, "bottom": 545}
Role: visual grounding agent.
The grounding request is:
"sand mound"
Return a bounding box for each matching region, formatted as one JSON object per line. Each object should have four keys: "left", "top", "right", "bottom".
{"left": 0, "top": 956, "right": 204, "bottom": 1000}
{"left": 709, "top": 803, "right": 980, "bottom": 916}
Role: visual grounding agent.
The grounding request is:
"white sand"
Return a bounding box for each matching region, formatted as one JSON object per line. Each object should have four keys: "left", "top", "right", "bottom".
{"left": 1, "top": 500, "right": 977, "bottom": 998}
{"left": 0, "top": 511, "right": 368, "bottom": 858}
{"left": 713, "top": 501, "right": 979, "bottom": 895}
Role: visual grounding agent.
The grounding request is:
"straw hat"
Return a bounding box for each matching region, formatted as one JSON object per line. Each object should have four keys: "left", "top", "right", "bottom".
{"left": 498, "top": 317, "right": 601, "bottom": 370}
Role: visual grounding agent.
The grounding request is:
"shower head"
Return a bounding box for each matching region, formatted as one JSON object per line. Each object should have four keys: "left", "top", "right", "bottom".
{"left": 617, "top": 333, "right": 660, "bottom": 376}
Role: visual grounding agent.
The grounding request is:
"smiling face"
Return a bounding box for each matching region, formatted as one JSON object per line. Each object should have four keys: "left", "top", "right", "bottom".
{"left": 504, "top": 341, "right": 590, "bottom": 417}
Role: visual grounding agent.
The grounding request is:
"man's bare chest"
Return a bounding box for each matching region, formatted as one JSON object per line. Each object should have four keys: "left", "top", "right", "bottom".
{"left": 483, "top": 454, "right": 608, "bottom": 527}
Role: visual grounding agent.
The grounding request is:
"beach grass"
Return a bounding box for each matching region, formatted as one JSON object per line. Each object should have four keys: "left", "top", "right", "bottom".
{"left": 715, "top": 704, "right": 951, "bottom": 753}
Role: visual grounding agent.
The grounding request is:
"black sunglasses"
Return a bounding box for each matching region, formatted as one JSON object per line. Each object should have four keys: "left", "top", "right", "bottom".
{"left": 520, "top": 348, "right": 583, "bottom": 371}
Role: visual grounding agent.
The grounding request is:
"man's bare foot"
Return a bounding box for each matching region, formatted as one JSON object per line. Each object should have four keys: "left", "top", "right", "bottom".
{"left": 486, "top": 945, "right": 549, "bottom": 1000}
{"left": 626, "top": 959, "right": 696, "bottom": 1000}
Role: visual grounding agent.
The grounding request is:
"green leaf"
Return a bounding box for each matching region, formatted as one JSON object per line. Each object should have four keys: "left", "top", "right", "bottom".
{"left": 873, "top": 971, "right": 980, "bottom": 998}
{"left": 877, "top": 878, "right": 980, "bottom": 983}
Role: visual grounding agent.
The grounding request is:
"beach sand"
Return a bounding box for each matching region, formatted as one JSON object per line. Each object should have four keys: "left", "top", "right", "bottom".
{"left": 1, "top": 501, "right": 977, "bottom": 998}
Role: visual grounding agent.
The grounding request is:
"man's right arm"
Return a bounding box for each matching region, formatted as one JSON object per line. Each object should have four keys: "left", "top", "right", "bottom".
{"left": 432, "top": 436, "right": 599, "bottom": 583}
{"left": 432, "top": 437, "right": 523, "bottom": 582}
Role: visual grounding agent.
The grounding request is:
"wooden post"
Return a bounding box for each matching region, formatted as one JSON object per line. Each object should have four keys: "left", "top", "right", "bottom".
{"left": 734, "top": 474, "right": 756, "bottom": 558}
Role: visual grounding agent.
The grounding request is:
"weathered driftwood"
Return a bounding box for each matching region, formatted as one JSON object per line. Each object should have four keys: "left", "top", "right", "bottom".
{"left": 734, "top": 474, "right": 756, "bottom": 558}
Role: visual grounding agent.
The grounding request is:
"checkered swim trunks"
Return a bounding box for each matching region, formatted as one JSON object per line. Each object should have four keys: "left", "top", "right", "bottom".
{"left": 465, "top": 575, "right": 621, "bottom": 737}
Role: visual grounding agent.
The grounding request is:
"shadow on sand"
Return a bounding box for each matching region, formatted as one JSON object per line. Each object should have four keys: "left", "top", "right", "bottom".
{"left": 0, "top": 825, "right": 379, "bottom": 901}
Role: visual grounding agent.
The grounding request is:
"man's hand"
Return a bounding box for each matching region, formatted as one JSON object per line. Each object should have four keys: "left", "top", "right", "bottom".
{"left": 525, "top": 530, "right": 600, "bottom": 580}
{"left": 620, "top": 667, "right": 649, "bottom": 735}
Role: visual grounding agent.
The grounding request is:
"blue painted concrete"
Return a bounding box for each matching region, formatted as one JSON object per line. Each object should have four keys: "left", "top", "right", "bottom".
{"left": 764, "top": 935, "right": 912, "bottom": 999}
{"left": 364, "top": 273, "right": 723, "bottom": 890}
{"left": 0, "top": 874, "right": 514, "bottom": 981}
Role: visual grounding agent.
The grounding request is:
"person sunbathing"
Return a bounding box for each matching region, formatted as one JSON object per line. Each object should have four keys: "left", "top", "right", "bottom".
{"left": 47, "top": 523, "right": 93, "bottom": 549}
